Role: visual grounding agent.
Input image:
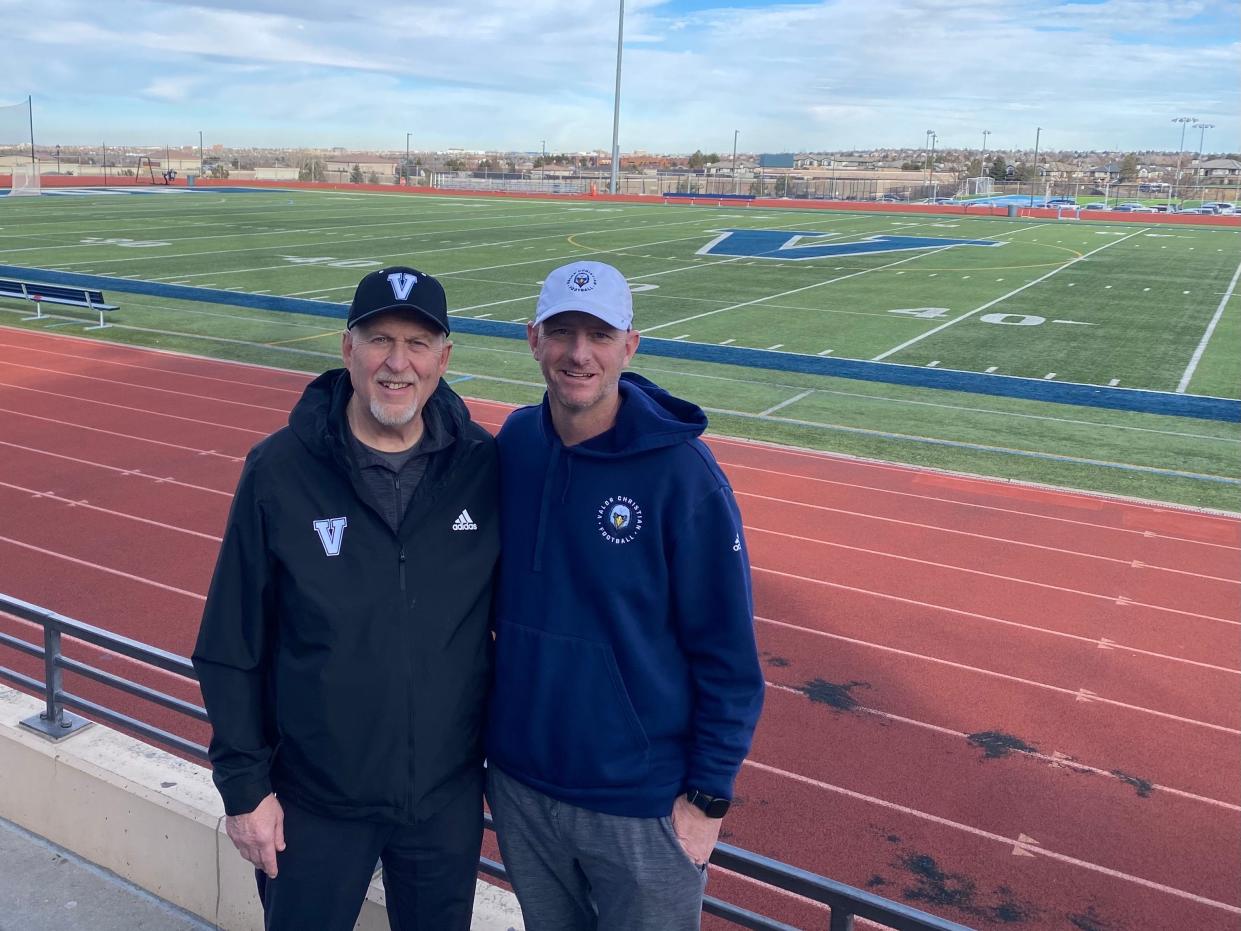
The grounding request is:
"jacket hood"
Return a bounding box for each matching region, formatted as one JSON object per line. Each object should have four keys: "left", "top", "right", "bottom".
{"left": 289, "top": 368, "right": 471, "bottom": 463}
{"left": 541, "top": 372, "right": 707, "bottom": 457}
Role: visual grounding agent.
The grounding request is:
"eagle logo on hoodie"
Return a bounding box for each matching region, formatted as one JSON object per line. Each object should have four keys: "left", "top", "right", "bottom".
{"left": 597, "top": 496, "right": 643, "bottom": 544}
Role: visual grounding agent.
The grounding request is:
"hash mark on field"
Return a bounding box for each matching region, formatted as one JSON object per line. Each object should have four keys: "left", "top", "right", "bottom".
{"left": 1183, "top": 290, "right": 1191, "bottom": 294}
{"left": 927, "top": 361, "right": 940, "bottom": 367}
{"left": 1108, "top": 379, "right": 1120, "bottom": 386}
{"left": 510, "top": 316, "right": 526, "bottom": 323}
{"left": 474, "top": 313, "right": 492, "bottom": 319}
{"left": 760, "top": 389, "right": 814, "bottom": 416}
{"left": 984, "top": 366, "right": 998, "bottom": 373}
{"left": 674, "top": 334, "right": 690, "bottom": 340}
{"left": 767, "top": 344, "right": 784, "bottom": 350}
{"left": 1044, "top": 373, "right": 1057, "bottom": 380}
{"left": 1104, "top": 285, "right": 1112, "bottom": 289}
{"left": 1143, "top": 287, "right": 1151, "bottom": 291}
{"left": 720, "top": 338, "right": 735, "bottom": 345}
{"left": 1068, "top": 283, "right": 1075, "bottom": 287}
{"left": 818, "top": 349, "right": 833, "bottom": 356}
{"left": 929, "top": 273, "right": 937, "bottom": 277}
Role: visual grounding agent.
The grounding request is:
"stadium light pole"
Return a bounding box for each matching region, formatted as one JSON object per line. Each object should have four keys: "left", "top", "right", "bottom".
{"left": 926, "top": 131, "right": 936, "bottom": 197}
{"left": 405, "top": 132, "right": 411, "bottom": 182}
{"left": 55, "top": 144, "right": 61, "bottom": 174}
{"left": 198, "top": 130, "right": 204, "bottom": 176}
{"left": 731, "top": 129, "right": 739, "bottom": 194}
{"left": 1192, "top": 122, "right": 1214, "bottom": 196}
{"left": 1170, "top": 116, "right": 1195, "bottom": 204}
{"left": 1029, "top": 127, "right": 1041, "bottom": 207}
{"left": 609, "top": 0, "right": 625, "bottom": 195}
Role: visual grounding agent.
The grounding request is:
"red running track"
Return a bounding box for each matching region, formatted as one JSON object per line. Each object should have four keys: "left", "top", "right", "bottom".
{"left": 1, "top": 326, "right": 1238, "bottom": 931}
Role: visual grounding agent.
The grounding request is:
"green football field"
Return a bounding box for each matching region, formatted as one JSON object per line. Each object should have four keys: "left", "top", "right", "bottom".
{"left": 2, "top": 187, "right": 1239, "bottom": 510}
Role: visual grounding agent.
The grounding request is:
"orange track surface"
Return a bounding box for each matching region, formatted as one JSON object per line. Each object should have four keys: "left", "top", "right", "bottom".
{"left": 1, "top": 326, "right": 1238, "bottom": 931}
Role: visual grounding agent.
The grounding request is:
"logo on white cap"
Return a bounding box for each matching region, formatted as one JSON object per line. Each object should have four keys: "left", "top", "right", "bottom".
{"left": 533, "top": 261, "right": 633, "bottom": 331}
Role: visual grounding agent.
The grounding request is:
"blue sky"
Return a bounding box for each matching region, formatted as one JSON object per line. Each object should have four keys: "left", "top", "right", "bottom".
{"left": 2, "top": 0, "right": 1237, "bottom": 155}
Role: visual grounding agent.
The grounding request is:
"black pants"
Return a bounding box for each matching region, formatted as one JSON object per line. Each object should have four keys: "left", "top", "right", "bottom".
{"left": 254, "top": 779, "right": 483, "bottom": 931}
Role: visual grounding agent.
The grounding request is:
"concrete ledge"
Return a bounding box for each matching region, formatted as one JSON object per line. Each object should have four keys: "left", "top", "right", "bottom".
{"left": 0, "top": 686, "right": 523, "bottom": 930}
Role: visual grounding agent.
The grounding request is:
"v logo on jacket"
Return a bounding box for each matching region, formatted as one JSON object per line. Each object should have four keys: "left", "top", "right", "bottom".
{"left": 312, "top": 517, "right": 348, "bottom": 556}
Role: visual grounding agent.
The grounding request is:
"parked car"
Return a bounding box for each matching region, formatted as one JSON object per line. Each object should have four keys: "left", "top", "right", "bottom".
{"left": 1047, "top": 198, "right": 1076, "bottom": 207}
{"left": 1081, "top": 203, "right": 1110, "bottom": 211}
{"left": 1201, "top": 202, "right": 1236, "bottom": 215}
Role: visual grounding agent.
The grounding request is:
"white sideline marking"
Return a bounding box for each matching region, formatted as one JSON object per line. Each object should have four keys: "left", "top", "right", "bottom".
{"left": 1177, "top": 253, "right": 1241, "bottom": 393}
{"left": 759, "top": 390, "right": 814, "bottom": 417}
{"left": 742, "top": 758, "right": 1241, "bottom": 916}
{"left": 871, "top": 228, "right": 1150, "bottom": 360}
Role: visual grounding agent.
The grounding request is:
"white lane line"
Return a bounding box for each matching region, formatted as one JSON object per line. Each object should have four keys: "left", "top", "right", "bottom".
{"left": 0, "top": 361, "right": 288, "bottom": 413}
{"left": 0, "top": 385, "right": 276, "bottom": 436}
{"left": 759, "top": 389, "right": 814, "bottom": 417}
{"left": 736, "top": 490, "right": 1238, "bottom": 584}
{"left": 0, "top": 407, "right": 248, "bottom": 461}
{"left": 762, "top": 680, "right": 1239, "bottom": 813}
{"left": 0, "top": 535, "right": 206, "bottom": 601}
{"left": 749, "top": 566, "right": 1241, "bottom": 734}
{"left": 871, "top": 227, "right": 1149, "bottom": 361}
{"left": 0, "top": 441, "right": 232, "bottom": 497}
{"left": 0, "top": 481, "right": 222, "bottom": 542}
{"left": 722, "top": 460, "right": 1241, "bottom": 548}
{"left": 743, "top": 758, "right": 1241, "bottom": 916}
{"left": 0, "top": 343, "right": 305, "bottom": 395}
{"left": 1177, "top": 252, "right": 1241, "bottom": 393}
{"left": 749, "top": 525, "right": 1239, "bottom": 636}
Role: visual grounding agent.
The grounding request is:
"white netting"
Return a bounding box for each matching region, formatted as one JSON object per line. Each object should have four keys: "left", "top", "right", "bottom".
{"left": 966, "top": 176, "right": 994, "bottom": 196}
{"left": 9, "top": 162, "right": 41, "bottom": 195}
{"left": 1, "top": 97, "right": 39, "bottom": 195}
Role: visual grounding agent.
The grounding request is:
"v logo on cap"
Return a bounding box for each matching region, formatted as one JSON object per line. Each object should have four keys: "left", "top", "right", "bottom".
{"left": 388, "top": 272, "right": 418, "bottom": 301}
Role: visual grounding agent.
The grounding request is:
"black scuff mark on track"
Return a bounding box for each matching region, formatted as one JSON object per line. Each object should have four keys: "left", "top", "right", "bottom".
{"left": 865, "top": 874, "right": 888, "bottom": 888}
{"left": 763, "top": 652, "right": 791, "bottom": 667}
{"left": 898, "top": 852, "right": 1040, "bottom": 923}
{"left": 967, "top": 730, "right": 1039, "bottom": 759}
{"left": 799, "top": 678, "right": 870, "bottom": 712}
{"left": 1110, "top": 769, "right": 1155, "bottom": 797}
{"left": 1068, "top": 905, "right": 1115, "bottom": 930}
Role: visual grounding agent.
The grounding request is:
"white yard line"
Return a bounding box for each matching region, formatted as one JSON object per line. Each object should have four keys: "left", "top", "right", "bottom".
{"left": 759, "top": 389, "right": 814, "bottom": 417}
{"left": 871, "top": 227, "right": 1150, "bottom": 361}
{"left": 1177, "top": 252, "right": 1241, "bottom": 393}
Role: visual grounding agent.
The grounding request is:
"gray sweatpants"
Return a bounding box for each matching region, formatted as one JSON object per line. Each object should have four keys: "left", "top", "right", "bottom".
{"left": 487, "top": 765, "right": 708, "bottom": 931}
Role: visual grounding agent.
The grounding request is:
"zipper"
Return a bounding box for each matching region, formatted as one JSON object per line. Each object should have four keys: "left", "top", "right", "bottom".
{"left": 399, "top": 547, "right": 407, "bottom": 592}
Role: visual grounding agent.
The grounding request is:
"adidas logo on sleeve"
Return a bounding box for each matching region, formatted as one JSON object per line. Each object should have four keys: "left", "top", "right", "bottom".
{"left": 452, "top": 509, "right": 478, "bottom": 531}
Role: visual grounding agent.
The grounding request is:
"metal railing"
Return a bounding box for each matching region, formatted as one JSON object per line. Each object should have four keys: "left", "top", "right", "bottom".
{"left": 0, "top": 592, "right": 971, "bottom": 931}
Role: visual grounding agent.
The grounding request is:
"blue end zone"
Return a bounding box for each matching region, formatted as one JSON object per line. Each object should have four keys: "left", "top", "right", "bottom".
{"left": 1, "top": 265, "right": 1236, "bottom": 424}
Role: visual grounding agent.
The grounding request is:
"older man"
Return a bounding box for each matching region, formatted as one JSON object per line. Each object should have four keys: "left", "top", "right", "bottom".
{"left": 486, "top": 261, "right": 764, "bottom": 930}
{"left": 193, "top": 266, "right": 498, "bottom": 931}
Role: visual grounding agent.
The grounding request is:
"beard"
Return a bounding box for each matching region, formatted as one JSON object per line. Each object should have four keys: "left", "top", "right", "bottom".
{"left": 369, "top": 395, "right": 420, "bottom": 427}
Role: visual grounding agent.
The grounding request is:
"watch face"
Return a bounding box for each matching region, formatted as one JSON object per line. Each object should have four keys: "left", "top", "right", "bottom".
{"left": 705, "top": 797, "right": 730, "bottom": 818}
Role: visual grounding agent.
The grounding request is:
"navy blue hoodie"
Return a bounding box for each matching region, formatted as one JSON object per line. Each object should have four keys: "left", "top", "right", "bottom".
{"left": 487, "top": 373, "right": 764, "bottom": 817}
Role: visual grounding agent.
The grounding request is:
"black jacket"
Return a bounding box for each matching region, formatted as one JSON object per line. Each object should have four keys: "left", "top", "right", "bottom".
{"left": 192, "top": 369, "right": 499, "bottom": 822}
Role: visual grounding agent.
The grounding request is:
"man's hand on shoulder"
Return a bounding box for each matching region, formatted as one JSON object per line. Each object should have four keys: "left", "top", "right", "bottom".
{"left": 670, "top": 794, "right": 723, "bottom": 867}
{"left": 225, "top": 793, "right": 286, "bottom": 877}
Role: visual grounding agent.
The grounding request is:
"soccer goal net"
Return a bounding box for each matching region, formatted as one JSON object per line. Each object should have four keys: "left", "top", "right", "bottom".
{"left": 1, "top": 97, "right": 40, "bottom": 195}
{"left": 966, "top": 176, "right": 994, "bottom": 196}
{"left": 9, "top": 163, "right": 41, "bottom": 195}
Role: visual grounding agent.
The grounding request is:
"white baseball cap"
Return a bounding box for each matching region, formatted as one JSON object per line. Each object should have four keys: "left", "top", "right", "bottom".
{"left": 532, "top": 261, "right": 633, "bottom": 331}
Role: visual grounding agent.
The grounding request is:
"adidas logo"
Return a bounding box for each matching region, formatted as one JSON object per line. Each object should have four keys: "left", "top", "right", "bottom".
{"left": 452, "top": 509, "right": 478, "bottom": 531}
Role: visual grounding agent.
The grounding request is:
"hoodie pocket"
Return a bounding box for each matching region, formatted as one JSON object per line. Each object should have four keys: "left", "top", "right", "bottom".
{"left": 491, "top": 621, "right": 650, "bottom": 788}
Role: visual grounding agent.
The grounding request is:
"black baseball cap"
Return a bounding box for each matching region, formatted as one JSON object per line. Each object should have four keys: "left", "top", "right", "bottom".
{"left": 346, "top": 266, "right": 450, "bottom": 335}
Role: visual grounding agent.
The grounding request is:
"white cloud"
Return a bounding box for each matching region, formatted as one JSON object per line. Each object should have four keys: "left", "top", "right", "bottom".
{"left": 3, "top": 0, "right": 1236, "bottom": 152}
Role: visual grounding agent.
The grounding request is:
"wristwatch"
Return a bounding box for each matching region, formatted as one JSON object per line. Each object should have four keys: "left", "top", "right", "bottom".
{"left": 685, "top": 789, "right": 730, "bottom": 818}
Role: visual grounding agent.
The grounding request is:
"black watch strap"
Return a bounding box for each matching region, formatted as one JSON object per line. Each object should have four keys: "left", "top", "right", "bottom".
{"left": 685, "top": 789, "right": 730, "bottom": 818}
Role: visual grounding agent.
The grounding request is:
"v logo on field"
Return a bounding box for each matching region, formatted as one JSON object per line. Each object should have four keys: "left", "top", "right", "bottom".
{"left": 697, "top": 228, "right": 1003, "bottom": 261}
{"left": 313, "top": 517, "right": 348, "bottom": 556}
